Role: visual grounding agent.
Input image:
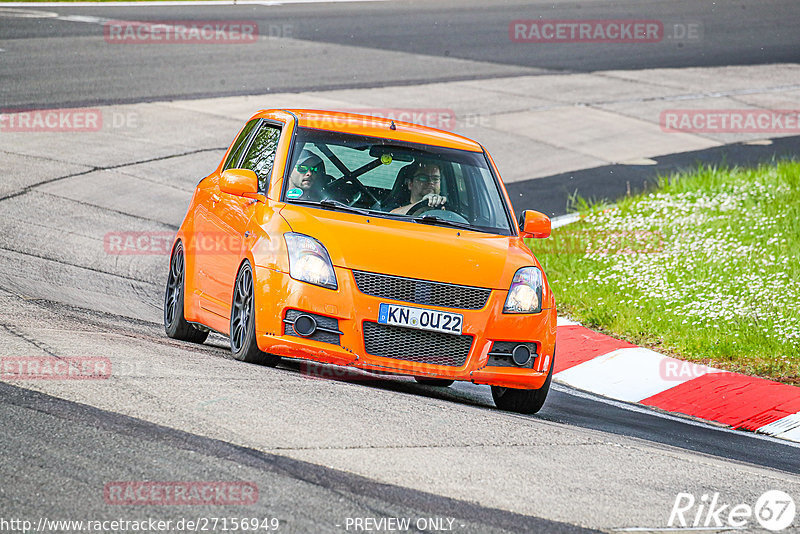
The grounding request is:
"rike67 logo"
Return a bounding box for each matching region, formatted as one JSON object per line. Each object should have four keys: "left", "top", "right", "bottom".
{"left": 668, "top": 491, "right": 796, "bottom": 531}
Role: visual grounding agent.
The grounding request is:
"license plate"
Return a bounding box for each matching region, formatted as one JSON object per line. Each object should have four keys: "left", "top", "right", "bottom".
{"left": 377, "top": 303, "right": 463, "bottom": 335}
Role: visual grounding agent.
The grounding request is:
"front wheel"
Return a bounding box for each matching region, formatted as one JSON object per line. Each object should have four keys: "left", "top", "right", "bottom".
{"left": 491, "top": 351, "right": 554, "bottom": 414}
{"left": 164, "top": 242, "right": 209, "bottom": 344}
{"left": 230, "top": 262, "right": 280, "bottom": 366}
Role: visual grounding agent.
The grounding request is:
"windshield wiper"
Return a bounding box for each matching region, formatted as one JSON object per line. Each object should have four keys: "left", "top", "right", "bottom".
{"left": 412, "top": 214, "right": 474, "bottom": 230}
{"left": 290, "top": 198, "right": 373, "bottom": 216}
{"left": 320, "top": 199, "right": 387, "bottom": 216}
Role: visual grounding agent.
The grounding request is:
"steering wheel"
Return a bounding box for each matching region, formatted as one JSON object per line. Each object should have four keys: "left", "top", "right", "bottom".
{"left": 407, "top": 197, "right": 443, "bottom": 216}
{"left": 407, "top": 199, "right": 470, "bottom": 224}
{"left": 323, "top": 176, "right": 380, "bottom": 207}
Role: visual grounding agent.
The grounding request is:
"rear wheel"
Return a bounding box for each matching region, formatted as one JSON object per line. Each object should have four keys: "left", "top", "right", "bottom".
{"left": 491, "top": 351, "right": 554, "bottom": 414}
{"left": 414, "top": 377, "right": 455, "bottom": 387}
{"left": 164, "top": 242, "right": 209, "bottom": 343}
{"left": 230, "top": 262, "right": 280, "bottom": 366}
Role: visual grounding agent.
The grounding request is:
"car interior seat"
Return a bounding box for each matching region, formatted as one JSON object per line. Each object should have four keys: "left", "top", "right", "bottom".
{"left": 381, "top": 163, "right": 416, "bottom": 211}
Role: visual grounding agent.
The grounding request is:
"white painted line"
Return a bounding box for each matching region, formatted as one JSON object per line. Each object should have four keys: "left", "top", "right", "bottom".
{"left": 757, "top": 412, "right": 800, "bottom": 443}
{"left": 556, "top": 316, "right": 581, "bottom": 327}
{"left": 772, "top": 426, "right": 800, "bottom": 443}
{"left": 554, "top": 347, "right": 717, "bottom": 403}
{"left": 618, "top": 157, "right": 657, "bottom": 166}
{"left": 0, "top": 7, "right": 59, "bottom": 17}
{"left": 57, "top": 14, "right": 110, "bottom": 24}
{"left": 550, "top": 212, "right": 580, "bottom": 229}
{"left": 743, "top": 139, "right": 773, "bottom": 146}
{"left": 0, "top": 0, "right": 386, "bottom": 6}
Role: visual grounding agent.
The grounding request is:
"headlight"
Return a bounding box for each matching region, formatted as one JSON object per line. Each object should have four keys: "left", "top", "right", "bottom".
{"left": 284, "top": 233, "right": 337, "bottom": 290}
{"left": 503, "top": 267, "right": 543, "bottom": 314}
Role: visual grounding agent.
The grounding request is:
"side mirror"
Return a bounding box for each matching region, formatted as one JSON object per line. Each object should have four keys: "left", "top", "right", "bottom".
{"left": 519, "top": 210, "right": 551, "bottom": 239}
{"left": 220, "top": 169, "right": 258, "bottom": 198}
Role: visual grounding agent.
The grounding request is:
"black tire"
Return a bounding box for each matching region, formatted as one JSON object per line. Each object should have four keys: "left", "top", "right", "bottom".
{"left": 414, "top": 377, "right": 455, "bottom": 387}
{"left": 164, "top": 242, "right": 209, "bottom": 344}
{"left": 491, "top": 350, "right": 554, "bottom": 414}
{"left": 230, "top": 262, "right": 280, "bottom": 366}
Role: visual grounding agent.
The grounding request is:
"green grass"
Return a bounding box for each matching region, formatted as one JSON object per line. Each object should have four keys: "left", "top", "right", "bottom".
{"left": 529, "top": 160, "right": 800, "bottom": 384}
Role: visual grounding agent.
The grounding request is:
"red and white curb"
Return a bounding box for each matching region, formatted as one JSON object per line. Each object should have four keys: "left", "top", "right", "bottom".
{"left": 554, "top": 317, "right": 800, "bottom": 443}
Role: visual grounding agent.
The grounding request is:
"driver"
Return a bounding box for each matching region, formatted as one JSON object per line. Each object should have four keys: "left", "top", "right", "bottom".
{"left": 391, "top": 161, "right": 446, "bottom": 215}
{"left": 287, "top": 150, "right": 325, "bottom": 200}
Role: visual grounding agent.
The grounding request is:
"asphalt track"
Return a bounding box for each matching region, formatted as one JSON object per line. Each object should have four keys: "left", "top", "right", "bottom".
{"left": 2, "top": 0, "right": 800, "bottom": 108}
{"left": 2, "top": 1, "right": 800, "bottom": 532}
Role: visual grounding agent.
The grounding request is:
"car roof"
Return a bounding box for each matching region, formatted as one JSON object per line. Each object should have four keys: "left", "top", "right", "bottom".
{"left": 258, "top": 109, "right": 484, "bottom": 152}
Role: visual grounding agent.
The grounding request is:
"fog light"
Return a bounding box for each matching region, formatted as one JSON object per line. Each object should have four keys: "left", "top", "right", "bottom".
{"left": 512, "top": 344, "right": 531, "bottom": 366}
{"left": 293, "top": 314, "right": 317, "bottom": 337}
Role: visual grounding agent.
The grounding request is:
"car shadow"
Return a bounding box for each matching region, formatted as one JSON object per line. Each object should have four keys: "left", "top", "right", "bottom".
{"left": 276, "top": 358, "right": 497, "bottom": 411}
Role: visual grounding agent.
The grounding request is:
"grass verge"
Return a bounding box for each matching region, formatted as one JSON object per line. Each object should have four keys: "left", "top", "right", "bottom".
{"left": 529, "top": 160, "right": 800, "bottom": 385}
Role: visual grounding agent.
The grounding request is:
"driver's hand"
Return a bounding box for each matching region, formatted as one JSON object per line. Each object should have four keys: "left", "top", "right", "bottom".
{"left": 423, "top": 193, "right": 447, "bottom": 208}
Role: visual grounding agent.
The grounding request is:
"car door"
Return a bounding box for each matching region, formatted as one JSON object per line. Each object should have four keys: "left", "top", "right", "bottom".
{"left": 199, "top": 121, "right": 283, "bottom": 324}
{"left": 192, "top": 119, "right": 259, "bottom": 323}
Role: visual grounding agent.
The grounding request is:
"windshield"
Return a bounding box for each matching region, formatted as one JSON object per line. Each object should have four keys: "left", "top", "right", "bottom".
{"left": 282, "top": 127, "right": 514, "bottom": 235}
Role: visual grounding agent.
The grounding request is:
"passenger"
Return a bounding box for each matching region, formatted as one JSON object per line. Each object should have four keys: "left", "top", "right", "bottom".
{"left": 390, "top": 161, "right": 447, "bottom": 215}
{"left": 287, "top": 150, "right": 325, "bottom": 200}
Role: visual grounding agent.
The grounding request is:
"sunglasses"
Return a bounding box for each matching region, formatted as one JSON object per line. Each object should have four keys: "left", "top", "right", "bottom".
{"left": 296, "top": 164, "right": 320, "bottom": 174}
{"left": 413, "top": 174, "right": 441, "bottom": 183}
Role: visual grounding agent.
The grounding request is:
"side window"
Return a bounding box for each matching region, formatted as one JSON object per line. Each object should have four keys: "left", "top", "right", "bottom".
{"left": 240, "top": 124, "right": 282, "bottom": 193}
{"left": 223, "top": 119, "right": 259, "bottom": 171}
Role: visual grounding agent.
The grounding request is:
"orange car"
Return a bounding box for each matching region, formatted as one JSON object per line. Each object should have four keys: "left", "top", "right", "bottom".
{"left": 164, "top": 109, "right": 556, "bottom": 413}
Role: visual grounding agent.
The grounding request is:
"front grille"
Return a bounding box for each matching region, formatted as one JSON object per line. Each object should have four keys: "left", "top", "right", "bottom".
{"left": 353, "top": 271, "right": 491, "bottom": 310}
{"left": 363, "top": 322, "right": 472, "bottom": 367}
{"left": 487, "top": 341, "right": 537, "bottom": 368}
{"left": 283, "top": 309, "right": 341, "bottom": 346}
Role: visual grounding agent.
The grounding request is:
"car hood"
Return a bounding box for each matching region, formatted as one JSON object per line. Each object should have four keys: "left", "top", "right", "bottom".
{"left": 278, "top": 205, "right": 538, "bottom": 289}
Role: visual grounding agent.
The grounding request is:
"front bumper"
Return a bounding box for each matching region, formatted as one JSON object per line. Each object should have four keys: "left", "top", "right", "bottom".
{"left": 253, "top": 266, "right": 556, "bottom": 389}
